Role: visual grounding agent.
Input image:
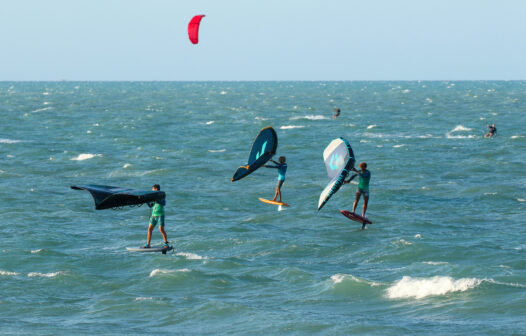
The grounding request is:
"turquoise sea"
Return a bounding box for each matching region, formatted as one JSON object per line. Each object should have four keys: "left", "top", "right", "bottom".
{"left": 1, "top": 81, "right": 525, "bottom": 335}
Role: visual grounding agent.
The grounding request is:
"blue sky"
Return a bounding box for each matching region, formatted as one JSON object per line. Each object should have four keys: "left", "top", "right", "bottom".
{"left": 1, "top": 0, "right": 525, "bottom": 80}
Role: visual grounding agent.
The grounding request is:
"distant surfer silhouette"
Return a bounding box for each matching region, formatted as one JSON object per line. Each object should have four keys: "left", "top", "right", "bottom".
{"left": 142, "top": 184, "right": 169, "bottom": 248}
{"left": 484, "top": 124, "right": 497, "bottom": 138}
{"left": 333, "top": 108, "right": 341, "bottom": 119}
{"left": 265, "top": 156, "right": 287, "bottom": 203}
{"left": 344, "top": 162, "right": 371, "bottom": 229}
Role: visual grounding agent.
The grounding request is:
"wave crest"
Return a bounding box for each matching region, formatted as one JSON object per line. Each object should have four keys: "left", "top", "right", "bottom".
{"left": 386, "top": 275, "right": 482, "bottom": 299}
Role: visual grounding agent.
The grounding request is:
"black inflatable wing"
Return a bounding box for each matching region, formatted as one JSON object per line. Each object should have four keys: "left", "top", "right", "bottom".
{"left": 232, "top": 126, "right": 278, "bottom": 182}
{"left": 71, "top": 184, "right": 166, "bottom": 210}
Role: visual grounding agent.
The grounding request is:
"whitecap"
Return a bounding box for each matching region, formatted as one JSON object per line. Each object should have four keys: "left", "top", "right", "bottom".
{"left": 450, "top": 125, "right": 472, "bottom": 132}
{"left": 122, "top": 163, "right": 132, "bottom": 168}
{"left": 386, "top": 276, "right": 482, "bottom": 299}
{"left": 290, "top": 115, "right": 329, "bottom": 120}
{"left": 149, "top": 269, "right": 175, "bottom": 277}
{"left": 219, "top": 91, "right": 227, "bottom": 95}
{"left": 134, "top": 297, "right": 154, "bottom": 301}
{"left": 27, "top": 271, "right": 64, "bottom": 278}
{"left": 205, "top": 121, "right": 215, "bottom": 125}
{"left": 208, "top": 149, "right": 226, "bottom": 153}
{"left": 331, "top": 274, "right": 380, "bottom": 286}
{"left": 176, "top": 252, "right": 208, "bottom": 260}
{"left": 517, "top": 198, "right": 526, "bottom": 202}
{"left": 0, "top": 270, "right": 20, "bottom": 276}
{"left": 0, "top": 139, "right": 26, "bottom": 144}
{"left": 423, "top": 261, "right": 449, "bottom": 265}
{"left": 393, "top": 144, "right": 405, "bottom": 148}
{"left": 31, "top": 106, "right": 53, "bottom": 113}
{"left": 149, "top": 268, "right": 190, "bottom": 277}
{"left": 414, "top": 234, "right": 422, "bottom": 238}
{"left": 280, "top": 125, "right": 305, "bottom": 130}
{"left": 367, "top": 124, "right": 377, "bottom": 129}
{"left": 254, "top": 117, "right": 268, "bottom": 121}
{"left": 30, "top": 249, "right": 42, "bottom": 254}
{"left": 511, "top": 135, "right": 523, "bottom": 139}
{"left": 446, "top": 125, "right": 476, "bottom": 139}
{"left": 71, "top": 153, "right": 103, "bottom": 161}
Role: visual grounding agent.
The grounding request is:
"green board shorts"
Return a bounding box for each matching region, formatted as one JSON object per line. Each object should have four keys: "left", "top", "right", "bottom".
{"left": 357, "top": 188, "right": 370, "bottom": 197}
{"left": 149, "top": 215, "right": 165, "bottom": 227}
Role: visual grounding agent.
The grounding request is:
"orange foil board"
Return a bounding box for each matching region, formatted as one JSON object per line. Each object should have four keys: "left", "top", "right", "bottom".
{"left": 258, "top": 198, "right": 290, "bottom": 207}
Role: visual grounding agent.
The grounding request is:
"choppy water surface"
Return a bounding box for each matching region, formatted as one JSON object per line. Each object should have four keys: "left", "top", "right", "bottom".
{"left": 1, "top": 81, "right": 525, "bottom": 335}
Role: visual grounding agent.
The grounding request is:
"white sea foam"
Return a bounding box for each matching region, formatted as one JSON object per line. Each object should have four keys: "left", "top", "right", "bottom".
{"left": 122, "top": 163, "right": 132, "bottom": 168}
{"left": 451, "top": 125, "right": 472, "bottom": 132}
{"left": 71, "top": 153, "right": 103, "bottom": 161}
{"left": 31, "top": 106, "right": 53, "bottom": 113}
{"left": 414, "top": 234, "right": 422, "bottom": 239}
{"left": 134, "top": 297, "right": 154, "bottom": 301}
{"left": 386, "top": 276, "right": 482, "bottom": 299}
{"left": 254, "top": 117, "right": 268, "bottom": 121}
{"left": 208, "top": 149, "right": 226, "bottom": 153}
{"left": 205, "top": 121, "right": 215, "bottom": 125}
{"left": 149, "top": 268, "right": 190, "bottom": 277}
{"left": 446, "top": 125, "right": 476, "bottom": 139}
{"left": 30, "top": 249, "right": 42, "bottom": 254}
{"left": 176, "top": 252, "right": 208, "bottom": 260}
{"left": 290, "top": 115, "right": 328, "bottom": 120}
{"left": 423, "top": 261, "right": 449, "bottom": 265}
{"left": 280, "top": 125, "right": 305, "bottom": 130}
{"left": 149, "top": 269, "right": 174, "bottom": 277}
{"left": 367, "top": 124, "right": 377, "bottom": 129}
{"left": 27, "top": 271, "right": 64, "bottom": 278}
{"left": 0, "top": 270, "right": 20, "bottom": 276}
{"left": 517, "top": 198, "right": 526, "bottom": 202}
{"left": 219, "top": 91, "right": 227, "bottom": 95}
{"left": 393, "top": 144, "right": 405, "bottom": 148}
{"left": 0, "top": 138, "right": 25, "bottom": 144}
{"left": 331, "top": 274, "right": 380, "bottom": 286}
{"left": 511, "top": 135, "right": 523, "bottom": 139}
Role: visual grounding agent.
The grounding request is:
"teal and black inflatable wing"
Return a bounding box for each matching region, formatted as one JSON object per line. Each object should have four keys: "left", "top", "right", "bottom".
{"left": 318, "top": 138, "right": 355, "bottom": 211}
{"left": 71, "top": 184, "right": 165, "bottom": 210}
{"left": 232, "top": 126, "right": 278, "bottom": 182}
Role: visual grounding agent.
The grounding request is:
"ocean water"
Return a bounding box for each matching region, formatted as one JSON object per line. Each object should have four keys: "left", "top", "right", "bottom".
{"left": 0, "top": 81, "right": 525, "bottom": 335}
